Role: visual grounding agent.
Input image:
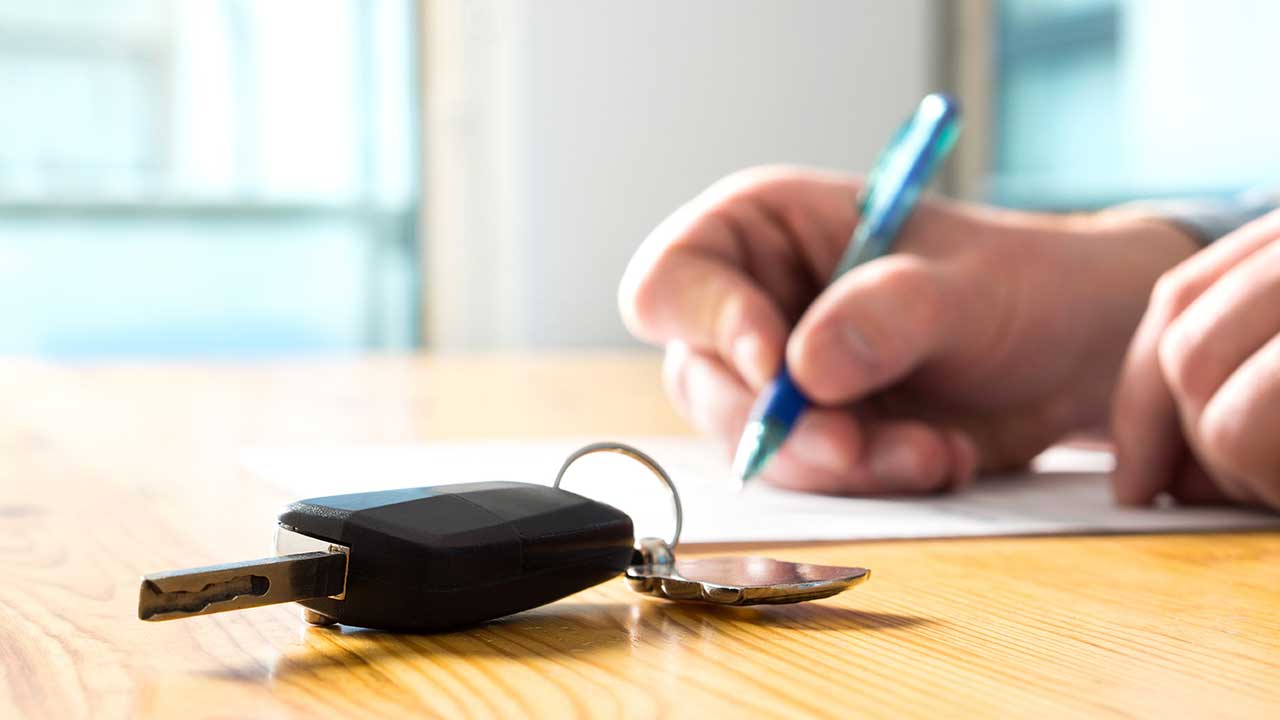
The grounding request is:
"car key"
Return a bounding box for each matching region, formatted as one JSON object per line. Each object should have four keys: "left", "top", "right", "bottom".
{"left": 138, "top": 443, "right": 870, "bottom": 632}
{"left": 139, "top": 481, "right": 636, "bottom": 632}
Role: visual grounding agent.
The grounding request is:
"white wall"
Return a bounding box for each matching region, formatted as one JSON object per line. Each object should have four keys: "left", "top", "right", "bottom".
{"left": 423, "top": 0, "right": 938, "bottom": 349}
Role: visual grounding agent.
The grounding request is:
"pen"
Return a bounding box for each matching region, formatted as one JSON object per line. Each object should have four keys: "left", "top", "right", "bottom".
{"left": 732, "top": 93, "right": 962, "bottom": 483}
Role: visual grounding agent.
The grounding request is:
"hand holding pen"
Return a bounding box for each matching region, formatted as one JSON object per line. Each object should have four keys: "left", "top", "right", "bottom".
{"left": 620, "top": 95, "right": 1198, "bottom": 495}
{"left": 732, "top": 94, "right": 961, "bottom": 482}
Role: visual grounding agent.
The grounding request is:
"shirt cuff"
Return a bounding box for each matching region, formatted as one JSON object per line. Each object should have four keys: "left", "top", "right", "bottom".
{"left": 1117, "top": 192, "right": 1279, "bottom": 245}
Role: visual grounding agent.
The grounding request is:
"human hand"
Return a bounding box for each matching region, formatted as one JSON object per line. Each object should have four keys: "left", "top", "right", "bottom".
{"left": 619, "top": 166, "right": 1197, "bottom": 494}
{"left": 1113, "top": 209, "right": 1280, "bottom": 510}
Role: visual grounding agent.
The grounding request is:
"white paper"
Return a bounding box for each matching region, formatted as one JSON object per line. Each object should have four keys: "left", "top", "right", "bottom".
{"left": 242, "top": 436, "right": 1280, "bottom": 544}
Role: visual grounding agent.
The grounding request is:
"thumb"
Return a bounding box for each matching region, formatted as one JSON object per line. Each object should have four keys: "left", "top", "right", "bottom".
{"left": 786, "top": 255, "right": 951, "bottom": 404}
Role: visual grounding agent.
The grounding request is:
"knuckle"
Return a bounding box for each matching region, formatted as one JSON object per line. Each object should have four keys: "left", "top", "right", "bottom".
{"left": 874, "top": 257, "right": 945, "bottom": 334}
{"left": 661, "top": 342, "right": 692, "bottom": 410}
{"left": 1197, "top": 409, "right": 1253, "bottom": 479}
{"left": 708, "top": 285, "right": 758, "bottom": 352}
{"left": 617, "top": 236, "right": 675, "bottom": 340}
{"left": 1149, "top": 269, "right": 1200, "bottom": 320}
{"left": 703, "top": 165, "right": 795, "bottom": 203}
{"left": 874, "top": 255, "right": 931, "bottom": 287}
{"left": 1156, "top": 319, "right": 1213, "bottom": 404}
{"left": 621, "top": 246, "right": 714, "bottom": 345}
{"left": 618, "top": 263, "right": 662, "bottom": 339}
{"left": 617, "top": 277, "right": 646, "bottom": 336}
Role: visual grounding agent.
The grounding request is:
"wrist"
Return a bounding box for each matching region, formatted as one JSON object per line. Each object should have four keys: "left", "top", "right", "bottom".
{"left": 1048, "top": 209, "right": 1200, "bottom": 432}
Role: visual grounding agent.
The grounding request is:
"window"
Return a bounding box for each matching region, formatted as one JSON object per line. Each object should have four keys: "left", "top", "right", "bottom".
{"left": 994, "top": 0, "right": 1280, "bottom": 209}
{"left": 0, "top": 0, "right": 419, "bottom": 355}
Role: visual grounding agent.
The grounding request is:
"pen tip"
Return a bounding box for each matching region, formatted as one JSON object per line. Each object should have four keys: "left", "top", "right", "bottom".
{"left": 732, "top": 445, "right": 763, "bottom": 484}
{"left": 732, "top": 422, "right": 778, "bottom": 485}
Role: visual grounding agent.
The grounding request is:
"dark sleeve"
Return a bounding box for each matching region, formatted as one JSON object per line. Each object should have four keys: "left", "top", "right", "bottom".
{"left": 1119, "top": 192, "right": 1279, "bottom": 245}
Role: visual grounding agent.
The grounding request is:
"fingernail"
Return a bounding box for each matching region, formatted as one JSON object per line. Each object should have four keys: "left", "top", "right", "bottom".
{"left": 789, "top": 415, "right": 852, "bottom": 472}
{"left": 839, "top": 325, "right": 878, "bottom": 369}
{"left": 731, "top": 333, "right": 773, "bottom": 388}
{"left": 1111, "top": 473, "right": 1150, "bottom": 506}
{"left": 1110, "top": 461, "right": 1138, "bottom": 504}
{"left": 870, "top": 443, "right": 919, "bottom": 486}
{"left": 805, "top": 324, "right": 878, "bottom": 385}
{"left": 956, "top": 433, "right": 979, "bottom": 488}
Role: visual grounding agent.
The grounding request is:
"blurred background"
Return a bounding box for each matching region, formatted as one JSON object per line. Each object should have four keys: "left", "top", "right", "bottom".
{"left": 1, "top": 0, "right": 1276, "bottom": 357}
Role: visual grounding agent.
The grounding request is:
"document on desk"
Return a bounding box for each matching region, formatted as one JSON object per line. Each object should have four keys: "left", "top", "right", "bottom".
{"left": 242, "top": 437, "right": 1280, "bottom": 544}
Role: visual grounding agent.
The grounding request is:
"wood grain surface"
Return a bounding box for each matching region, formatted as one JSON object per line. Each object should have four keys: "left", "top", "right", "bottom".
{"left": 0, "top": 353, "right": 1276, "bottom": 719}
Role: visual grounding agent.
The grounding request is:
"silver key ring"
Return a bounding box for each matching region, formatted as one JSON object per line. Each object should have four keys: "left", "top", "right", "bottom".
{"left": 553, "top": 441, "right": 683, "bottom": 549}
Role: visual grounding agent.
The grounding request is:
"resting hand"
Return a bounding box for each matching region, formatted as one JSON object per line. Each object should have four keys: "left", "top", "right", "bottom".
{"left": 1113, "top": 209, "right": 1280, "bottom": 510}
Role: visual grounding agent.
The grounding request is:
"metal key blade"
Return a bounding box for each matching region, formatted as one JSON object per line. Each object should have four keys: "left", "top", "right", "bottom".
{"left": 138, "top": 551, "right": 347, "bottom": 621}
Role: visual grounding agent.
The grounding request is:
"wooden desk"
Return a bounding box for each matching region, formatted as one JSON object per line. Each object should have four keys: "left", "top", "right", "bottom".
{"left": 1, "top": 353, "right": 1277, "bottom": 718}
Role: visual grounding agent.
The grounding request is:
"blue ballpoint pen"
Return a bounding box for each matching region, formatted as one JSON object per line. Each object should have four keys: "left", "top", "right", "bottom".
{"left": 732, "top": 93, "right": 962, "bottom": 483}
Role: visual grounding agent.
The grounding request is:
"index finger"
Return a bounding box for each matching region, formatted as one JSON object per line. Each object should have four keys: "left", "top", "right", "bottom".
{"left": 618, "top": 167, "right": 861, "bottom": 388}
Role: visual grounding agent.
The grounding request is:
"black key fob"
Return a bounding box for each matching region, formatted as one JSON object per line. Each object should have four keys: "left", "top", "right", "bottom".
{"left": 138, "top": 442, "right": 870, "bottom": 633}
{"left": 277, "top": 482, "right": 634, "bottom": 632}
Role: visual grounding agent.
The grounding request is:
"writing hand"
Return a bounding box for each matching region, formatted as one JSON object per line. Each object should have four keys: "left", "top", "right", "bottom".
{"left": 620, "top": 166, "right": 1196, "bottom": 494}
